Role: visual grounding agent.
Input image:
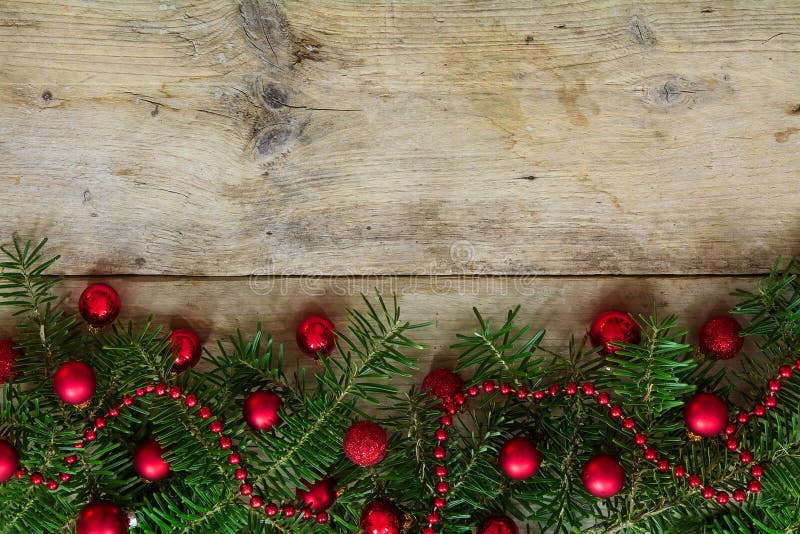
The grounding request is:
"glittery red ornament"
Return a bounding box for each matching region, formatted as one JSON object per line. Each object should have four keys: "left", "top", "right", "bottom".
{"left": 344, "top": 420, "right": 388, "bottom": 467}
{"left": 0, "top": 339, "right": 20, "bottom": 384}
{"left": 296, "top": 315, "right": 336, "bottom": 358}
{"left": 699, "top": 316, "right": 744, "bottom": 360}
{"left": 296, "top": 477, "right": 337, "bottom": 512}
{"left": 477, "top": 514, "right": 519, "bottom": 534}
{"left": 582, "top": 454, "right": 625, "bottom": 498}
{"left": 498, "top": 436, "right": 542, "bottom": 480}
{"left": 243, "top": 390, "right": 282, "bottom": 431}
{"left": 76, "top": 501, "right": 128, "bottom": 534}
{"left": 0, "top": 438, "right": 19, "bottom": 483}
{"left": 422, "top": 368, "right": 463, "bottom": 400}
{"left": 589, "top": 310, "right": 640, "bottom": 355}
{"left": 684, "top": 392, "right": 728, "bottom": 437}
{"left": 53, "top": 360, "right": 96, "bottom": 406}
{"left": 359, "top": 499, "right": 404, "bottom": 534}
{"left": 78, "top": 283, "right": 121, "bottom": 329}
{"left": 133, "top": 439, "right": 170, "bottom": 482}
{"left": 168, "top": 328, "right": 202, "bottom": 372}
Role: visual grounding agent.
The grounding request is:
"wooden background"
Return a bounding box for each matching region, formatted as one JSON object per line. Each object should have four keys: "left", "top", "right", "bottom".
{"left": 1, "top": 0, "right": 799, "bottom": 378}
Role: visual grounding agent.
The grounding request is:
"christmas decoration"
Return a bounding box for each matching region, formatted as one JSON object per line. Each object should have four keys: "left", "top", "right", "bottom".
{"left": 422, "top": 368, "right": 463, "bottom": 400}
{"left": 296, "top": 477, "right": 337, "bottom": 512}
{"left": 498, "top": 436, "right": 542, "bottom": 480}
{"left": 359, "top": 498, "right": 404, "bottom": 534}
{"left": 589, "top": 310, "right": 640, "bottom": 354}
{"left": 76, "top": 501, "right": 128, "bottom": 534}
{"left": 242, "top": 390, "right": 282, "bottom": 431}
{"left": 53, "top": 360, "right": 96, "bottom": 406}
{"left": 168, "top": 328, "right": 202, "bottom": 372}
{"left": 684, "top": 392, "right": 728, "bottom": 437}
{"left": 78, "top": 283, "right": 121, "bottom": 329}
{"left": 0, "top": 439, "right": 19, "bottom": 483}
{"left": 0, "top": 339, "right": 20, "bottom": 384}
{"left": 699, "top": 315, "right": 744, "bottom": 360}
{"left": 344, "top": 420, "right": 388, "bottom": 467}
{"left": 296, "top": 315, "right": 336, "bottom": 358}
{"left": 582, "top": 454, "right": 625, "bottom": 498}
{"left": 133, "top": 439, "right": 170, "bottom": 482}
{"left": 477, "top": 514, "right": 519, "bottom": 534}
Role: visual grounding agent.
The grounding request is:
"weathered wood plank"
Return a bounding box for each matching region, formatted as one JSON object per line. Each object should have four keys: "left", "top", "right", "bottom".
{"left": 1, "top": 1, "right": 798, "bottom": 275}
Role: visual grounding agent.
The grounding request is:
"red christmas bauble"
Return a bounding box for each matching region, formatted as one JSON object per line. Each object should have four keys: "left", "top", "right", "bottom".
{"left": 699, "top": 316, "right": 744, "bottom": 360}
{"left": 582, "top": 454, "right": 625, "bottom": 498}
{"left": 684, "top": 392, "right": 728, "bottom": 437}
{"left": 359, "top": 499, "right": 404, "bottom": 534}
{"left": 296, "top": 477, "right": 337, "bottom": 512}
{"left": 477, "top": 514, "right": 519, "bottom": 534}
{"left": 498, "top": 436, "right": 542, "bottom": 480}
{"left": 296, "top": 315, "right": 336, "bottom": 358}
{"left": 78, "top": 283, "right": 121, "bottom": 329}
{"left": 53, "top": 360, "right": 96, "bottom": 405}
{"left": 243, "top": 390, "right": 282, "bottom": 431}
{"left": 76, "top": 501, "right": 128, "bottom": 534}
{"left": 168, "top": 328, "right": 202, "bottom": 372}
{"left": 589, "top": 310, "right": 640, "bottom": 355}
{"left": 422, "top": 368, "right": 463, "bottom": 400}
{"left": 0, "top": 438, "right": 19, "bottom": 483}
{"left": 0, "top": 339, "right": 20, "bottom": 384}
{"left": 133, "top": 439, "right": 170, "bottom": 482}
{"left": 344, "top": 420, "right": 388, "bottom": 467}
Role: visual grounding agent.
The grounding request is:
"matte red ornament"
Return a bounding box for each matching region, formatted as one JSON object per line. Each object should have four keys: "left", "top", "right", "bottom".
{"left": 477, "top": 514, "right": 519, "bottom": 534}
{"left": 133, "top": 439, "right": 170, "bottom": 482}
{"left": 76, "top": 501, "right": 129, "bottom": 534}
{"left": 296, "top": 315, "right": 336, "bottom": 358}
{"left": 699, "top": 315, "right": 744, "bottom": 360}
{"left": 168, "top": 328, "right": 202, "bottom": 372}
{"left": 359, "top": 498, "right": 404, "bottom": 534}
{"left": 422, "top": 368, "right": 464, "bottom": 401}
{"left": 498, "top": 436, "right": 542, "bottom": 480}
{"left": 243, "top": 390, "right": 282, "bottom": 431}
{"left": 684, "top": 392, "right": 728, "bottom": 438}
{"left": 78, "top": 283, "right": 121, "bottom": 329}
{"left": 589, "top": 310, "right": 640, "bottom": 354}
{"left": 582, "top": 454, "right": 625, "bottom": 498}
{"left": 296, "top": 477, "right": 337, "bottom": 512}
{"left": 344, "top": 420, "right": 388, "bottom": 467}
{"left": 53, "top": 360, "right": 96, "bottom": 406}
{"left": 0, "top": 339, "right": 20, "bottom": 384}
{"left": 0, "top": 438, "right": 19, "bottom": 483}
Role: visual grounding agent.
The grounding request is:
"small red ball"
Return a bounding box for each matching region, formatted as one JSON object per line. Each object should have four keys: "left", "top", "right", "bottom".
{"left": 359, "top": 499, "right": 404, "bottom": 534}
{"left": 343, "top": 420, "right": 388, "bottom": 467}
{"left": 582, "top": 454, "right": 625, "bottom": 498}
{"left": 53, "top": 360, "right": 96, "bottom": 405}
{"left": 168, "top": 328, "right": 202, "bottom": 372}
{"left": 296, "top": 477, "right": 337, "bottom": 512}
{"left": 133, "top": 439, "right": 170, "bottom": 482}
{"left": 699, "top": 316, "right": 744, "bottom": 360}
{"left": 76, "top": 501, "right": 128, "bottom": 534}
{"left": 0, "top": 439, "right": 19, "bottom": 483}
{"left": 684, "top": 392, "right": 728, "bottom": 438}
{"left": 0, "top": 339, "right": 21, "bottom": 384}
{"left": 78, "top": 283, "right": 121, "bottom": 329}
{"left": 243, "top": 390, "right": 282, "bottom": 431}
{"left": 498, "top": 437, "right": 542, "bottom": 480}
{"left": 589, "top": 310, "right": 640, "bottom": 355}
{"left": 422, "top": 368, "right": 464, "bottom": 400}
{"left": 296, "top": 315, "right": 336, "bottom": 358}
{"left": 477, "top": 514, "right": 519, "bottom": 534}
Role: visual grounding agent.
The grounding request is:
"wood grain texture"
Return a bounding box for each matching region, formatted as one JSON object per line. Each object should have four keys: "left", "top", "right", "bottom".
{"left": 1, "top": 1, "right": 799, "bottom": 276}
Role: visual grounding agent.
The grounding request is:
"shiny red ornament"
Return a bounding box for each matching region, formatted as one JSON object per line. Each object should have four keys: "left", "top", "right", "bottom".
{"left": 684, "top": 392, "right": 728, "bottom": 438}
{"left": 0, "top": 339, "right": 20, "bottom": 384}
{"left": 296, "top": 315, "right": 336, "bottom": 358}
{"left": 589, "top": 310, "right": 640, "bottom": 355}
{"left": 477, "top": 514, "right": 519, "bottom": 534}
{"left": 359, "top": 499, "right": 404, "bottom": 534}
{"left": 76, "top": 501, "right": 129, "bottom": 534}
{"left": 296, "top": 477, "right": 337, "bottom": 512}
{"left": 133, "top": 439, "right": 170, "bottom": 482}
{"left": 53, "top": 360, "right": 96, "bottom": 406}
{"left": 699, "top": 315, "right": 744, "bottom": 360}
{"left": 498, "top": 436, "right": 542, "bottom": 480}
{"left": 78, "top": 283, "right": 121, "bottom": 329}
{"left": 168, "top": 328, "right": 202, "bottom": 372}
{"left": 422, "top": 368, "right": 464, "bottom": 402}
{"left": 344, "top": 420, "right": 388, "bottom": 467}
{"left": 0, "top": 439, "right": 19, "bottom": 483}
{"left": 582, "top": 454, "right": 625, "bottom": 498}
{"left": 243, "top": 390, "right": 282, "bottom": 431}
